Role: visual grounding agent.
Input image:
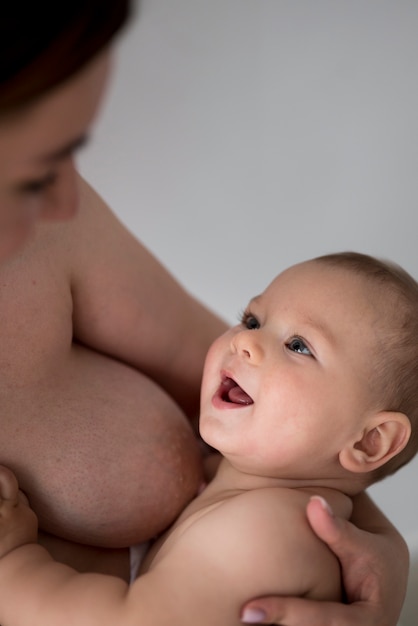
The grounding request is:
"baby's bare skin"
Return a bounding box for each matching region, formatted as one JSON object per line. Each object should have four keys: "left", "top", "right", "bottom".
{"left": 0, "top": 176, "right": 227, "bottom": 565}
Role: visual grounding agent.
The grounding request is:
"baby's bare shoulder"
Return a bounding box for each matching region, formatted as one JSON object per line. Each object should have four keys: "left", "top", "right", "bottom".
{"left": 215, "top": 487, "right": 321, "bottom": 555}
{"left": 160, "top": 487, "right": 342, "bottom": 601}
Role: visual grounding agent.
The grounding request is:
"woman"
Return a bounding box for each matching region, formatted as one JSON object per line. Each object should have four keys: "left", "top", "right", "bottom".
{"left": 0, "top": 2, "right": 407, "bottom": 624}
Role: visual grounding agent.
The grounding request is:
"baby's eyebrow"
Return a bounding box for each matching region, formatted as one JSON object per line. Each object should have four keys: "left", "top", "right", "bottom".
{"left": 247, "top": 294, "right": 262, "bottom": 308}
{"left": 300, "top": 314, "right": 336, "bottom": 345}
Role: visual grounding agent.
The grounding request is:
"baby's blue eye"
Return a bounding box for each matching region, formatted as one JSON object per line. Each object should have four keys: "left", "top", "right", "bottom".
{"left": 240, "top": 311, "right": 260, "bottom": 330}
{"left": 287, "top": 337, "right": 311, "bottom": 355}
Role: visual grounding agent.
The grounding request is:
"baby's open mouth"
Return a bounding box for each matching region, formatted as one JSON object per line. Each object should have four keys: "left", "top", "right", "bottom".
{"left": 219, "top": 376, "right": 254, "bottom": 405}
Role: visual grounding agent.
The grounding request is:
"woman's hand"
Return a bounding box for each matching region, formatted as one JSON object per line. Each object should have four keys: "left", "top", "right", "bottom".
{"left": 240, "top": 493, "right": 408, "bottom": 626}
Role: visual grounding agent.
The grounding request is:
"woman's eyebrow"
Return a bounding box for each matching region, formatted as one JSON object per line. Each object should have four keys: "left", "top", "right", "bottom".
{"left": 38, "top": 134, "right": 89, "bottom": 163}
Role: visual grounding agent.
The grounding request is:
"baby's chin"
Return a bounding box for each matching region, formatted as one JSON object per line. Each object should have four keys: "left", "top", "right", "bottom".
{"left": 198, "top": 415, "right": 221, "bottom": 451}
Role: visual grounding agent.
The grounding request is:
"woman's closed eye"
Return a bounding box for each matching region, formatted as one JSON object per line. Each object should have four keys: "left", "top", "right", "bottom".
{"left": 286, "top": 337, "right": 312, "bottom": 356}
{"left": 18, "top": 172, "right": 57, "bottom": 195}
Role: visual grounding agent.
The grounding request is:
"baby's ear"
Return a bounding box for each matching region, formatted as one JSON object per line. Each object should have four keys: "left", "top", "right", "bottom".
{"left": 339, "top": 412, "right": 411, "bottom": 473}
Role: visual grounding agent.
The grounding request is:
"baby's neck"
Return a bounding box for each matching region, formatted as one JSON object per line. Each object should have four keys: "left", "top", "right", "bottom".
{"left": 202, "top": 458, "right": 365, "bottom": 501}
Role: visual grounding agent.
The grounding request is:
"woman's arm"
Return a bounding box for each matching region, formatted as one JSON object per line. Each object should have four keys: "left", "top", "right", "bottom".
{"left": 241, "top": 493, "right": 408, "bottom": 626}
{"left": 71, "top": 175, "right": 228, "bottom": 419}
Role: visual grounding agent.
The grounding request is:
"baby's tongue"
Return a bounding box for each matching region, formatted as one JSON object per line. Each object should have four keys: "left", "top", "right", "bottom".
{"left": 228, "top": 384, "right": 253, "bottom": 405}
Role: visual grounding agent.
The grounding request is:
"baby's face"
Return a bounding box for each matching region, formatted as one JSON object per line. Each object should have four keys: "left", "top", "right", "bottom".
{"left": 200, "top": 260, "right": 382, "bottom": 479}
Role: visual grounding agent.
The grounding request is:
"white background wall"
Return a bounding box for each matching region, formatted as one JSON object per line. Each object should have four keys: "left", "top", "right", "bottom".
{"left": 79, "top": 0, "right": 418, "bottom": 537}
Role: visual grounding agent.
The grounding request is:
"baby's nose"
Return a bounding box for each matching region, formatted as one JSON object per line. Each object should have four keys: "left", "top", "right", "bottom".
{"left": 231, "top": 329, "right": 264, "bottom": 363}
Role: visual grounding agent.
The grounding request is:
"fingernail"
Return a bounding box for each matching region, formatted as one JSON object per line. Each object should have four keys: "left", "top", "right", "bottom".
{"left": 241, "top": 607, "right": 267, "bottom": 623}
{"left": 310, "top": 495, "right": 334, "bottom": 517}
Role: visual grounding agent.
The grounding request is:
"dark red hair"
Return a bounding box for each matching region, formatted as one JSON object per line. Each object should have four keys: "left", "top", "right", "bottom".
{"left": 0, "top": 0, "right": 133, "bottom": 113}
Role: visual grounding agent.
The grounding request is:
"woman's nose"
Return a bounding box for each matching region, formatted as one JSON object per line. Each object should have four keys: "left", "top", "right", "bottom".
{"left": 40, "top": 160, "right": 79, "bottom": 221}
{"left": 230, "top": 329, "right": 264, "bottom": 363}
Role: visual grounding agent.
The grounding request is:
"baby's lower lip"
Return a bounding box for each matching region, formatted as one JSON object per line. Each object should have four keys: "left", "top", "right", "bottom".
{"left": 212, "top": 376, "right": 254, "bottom": 408}
{"left": 212, "top": 392, "right": 244, "bottom": 409}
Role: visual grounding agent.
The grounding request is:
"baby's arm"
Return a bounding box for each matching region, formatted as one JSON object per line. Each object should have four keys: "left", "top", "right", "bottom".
{"left": 0, "top": 471, "right": 343, "bottom": 626}
{"left": 0, "top": 466, "right": 38, "bottom": 557}
{"left": 0, "top": 466, "right": 132, "bottom": 626}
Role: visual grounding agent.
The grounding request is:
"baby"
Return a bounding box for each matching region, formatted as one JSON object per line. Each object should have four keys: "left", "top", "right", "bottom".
{"left": 0, "top": 251, "right": 416, "bottom": 626}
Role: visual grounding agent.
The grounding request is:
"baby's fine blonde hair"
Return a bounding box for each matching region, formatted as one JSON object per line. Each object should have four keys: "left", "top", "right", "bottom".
{"left": 314, "top": 251, "right": 418, "bottom": 481}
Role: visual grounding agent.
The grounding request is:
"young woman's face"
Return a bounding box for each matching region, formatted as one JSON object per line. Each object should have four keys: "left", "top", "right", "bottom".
{"left": 0, "top": 50, "right": 111, "bottom": 261}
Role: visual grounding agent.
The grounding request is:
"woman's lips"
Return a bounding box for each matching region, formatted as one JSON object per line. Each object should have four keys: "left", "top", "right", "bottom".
{"left": 213, "top": 375, "right": 254, "bottom": 407}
